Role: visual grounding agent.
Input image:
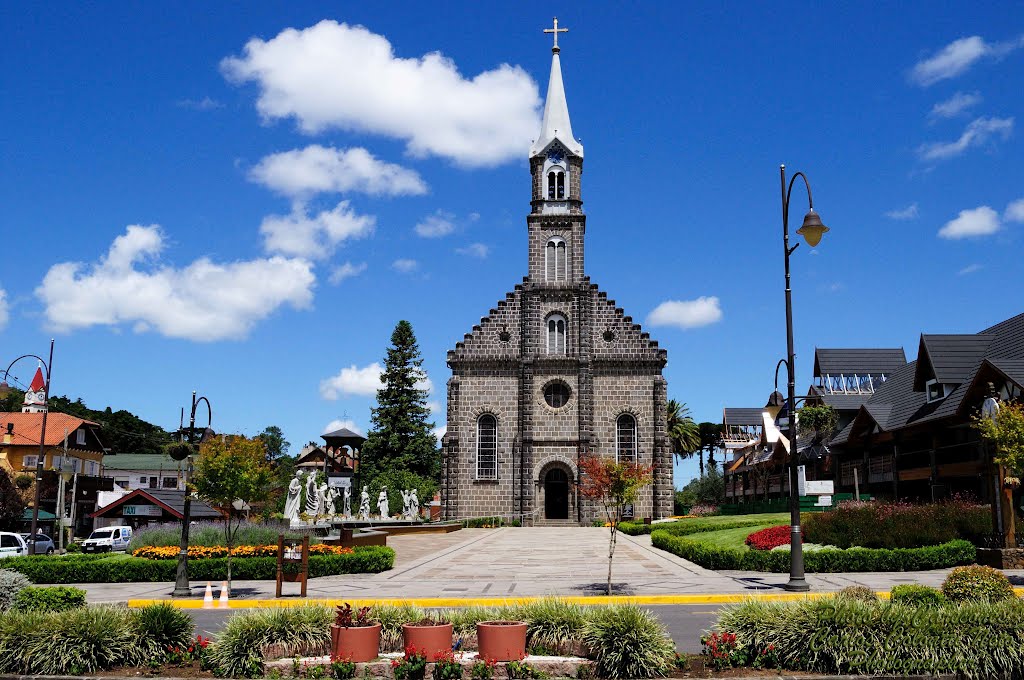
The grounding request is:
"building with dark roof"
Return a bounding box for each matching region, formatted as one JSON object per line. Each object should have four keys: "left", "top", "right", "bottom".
{"left": 832, "top": 311, "right": 1024, "bottom": 503}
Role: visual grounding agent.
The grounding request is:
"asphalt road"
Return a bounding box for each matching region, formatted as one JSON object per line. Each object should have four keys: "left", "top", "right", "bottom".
{"left": 188, "top": 605, "right": 719, "bottom": 654}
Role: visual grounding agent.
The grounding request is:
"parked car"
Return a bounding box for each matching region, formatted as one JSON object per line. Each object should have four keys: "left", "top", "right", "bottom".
{"left": 21, "top": 533, "right": 55, "bottom": 555}
{"left": 0, "top": 532, "right": 28, "bottom": 557}
{"left": 82, "top": 526, "right": 133, "bottom": 553}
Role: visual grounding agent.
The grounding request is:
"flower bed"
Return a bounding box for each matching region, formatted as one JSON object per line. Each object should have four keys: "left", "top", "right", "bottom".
{"left": 0, "top": 545, "right": 394, "bottom": 583}
{"left": 132, "top": 544, "right": 354, "bottom": 560}
{"left": 743, "top": 525, "right": 795, "bottom": 551}
{"left": 652, "top": 529, "right": 975, "bottom": 572}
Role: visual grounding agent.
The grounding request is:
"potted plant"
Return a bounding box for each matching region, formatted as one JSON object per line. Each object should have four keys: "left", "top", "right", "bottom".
{"left": 281, "top": 559, "right": 304, "bottom": 582}
{"left": 330, "top": 603, "right": 381, "bottom": 662}
{"left": 475, "top": 621, "right": 528, "bottom": 662}
{"left": 401, "top": 617, "right": 454, "bottom": 661}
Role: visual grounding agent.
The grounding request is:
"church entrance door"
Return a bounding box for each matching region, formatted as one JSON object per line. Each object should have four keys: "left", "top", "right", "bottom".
{"left": 544, "top": 468, "right": 569, "bottom": 520}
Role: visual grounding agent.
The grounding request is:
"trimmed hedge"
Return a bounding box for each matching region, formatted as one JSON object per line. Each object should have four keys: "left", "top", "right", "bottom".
{"left": 651, "top": 529, "right": 975, "bottom": 572}
{"left": 717, "top": 597, "right": 1024, "bottom": 677}
{"left": 803, "top": 499, "right": 991, "bottom": 549}
{"left": 0, "top": 545, "right": 394, "bottom": 583}
{"left": 890, "top": 584, "right": 945, "bottom": 607}
{"left": 14, "top": 586, "right": 86, "bottom": 612}
{"left": 619, "top": 517, "right": 774, "bottom": 537}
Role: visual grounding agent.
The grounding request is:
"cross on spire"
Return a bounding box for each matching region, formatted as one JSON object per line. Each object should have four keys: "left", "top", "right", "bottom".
{"left": 544, "top": 17, "right": 568, "bottom": 52}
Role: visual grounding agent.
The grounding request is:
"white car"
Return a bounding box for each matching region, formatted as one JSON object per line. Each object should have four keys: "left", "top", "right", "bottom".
{"left": 82, "top": 526, "right": 133, "bottom": 553}
{"left": 0, "top": 532, "right": 28, "bottom": 557}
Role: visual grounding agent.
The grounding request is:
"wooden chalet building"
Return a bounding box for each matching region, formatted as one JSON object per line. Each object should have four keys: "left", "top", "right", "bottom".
{"left": 831, "top": 311, "right": 1024, "bottom": 504}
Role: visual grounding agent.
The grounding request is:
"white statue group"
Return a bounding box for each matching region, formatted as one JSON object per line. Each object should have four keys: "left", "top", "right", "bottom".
{"left": 283, "top": 472, "right": 420, "bottom": 525}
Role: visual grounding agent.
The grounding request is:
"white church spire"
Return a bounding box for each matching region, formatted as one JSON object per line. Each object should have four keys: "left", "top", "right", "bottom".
{"left": 530, "top": 18, "right": 584, "bottom": 159}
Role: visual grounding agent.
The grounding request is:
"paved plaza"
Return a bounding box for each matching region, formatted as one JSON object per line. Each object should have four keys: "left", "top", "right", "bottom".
{"left": 73, "top": 527, "right": 1024, "bottom": 604}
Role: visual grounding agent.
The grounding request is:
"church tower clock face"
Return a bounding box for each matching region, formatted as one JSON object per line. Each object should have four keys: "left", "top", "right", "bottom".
{"left": 441, "top": 19, "right": 670, "bottom": 526}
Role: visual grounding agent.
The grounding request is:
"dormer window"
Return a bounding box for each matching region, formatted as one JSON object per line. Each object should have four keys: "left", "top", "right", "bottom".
{"left": 545, "top": 237, "right": 567, "bottom": 282}
{"left": 546, "top": 168, "right": 565, "bottom": 200}
{"left": 926, "top": 379, "right": 950, "bottom": 403}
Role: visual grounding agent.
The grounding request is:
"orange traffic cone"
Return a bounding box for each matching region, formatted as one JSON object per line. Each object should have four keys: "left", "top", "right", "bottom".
{"left": 219, "top": 580, "right": 229, "bottom": 607}
{"left": 202, "top": 582, "right": 214, "bottom": 608}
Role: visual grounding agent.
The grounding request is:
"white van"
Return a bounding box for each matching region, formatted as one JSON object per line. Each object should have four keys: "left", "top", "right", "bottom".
{"left": 82, "top": 526, "right": 133, "bottom": 553}
{"left": 0, "top": 532, "right": 28, "bottom": 557}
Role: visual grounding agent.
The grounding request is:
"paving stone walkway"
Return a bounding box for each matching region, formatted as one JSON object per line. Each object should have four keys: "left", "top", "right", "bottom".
{"left": 69, "top": 527, "right": 1024, "bottom": 603}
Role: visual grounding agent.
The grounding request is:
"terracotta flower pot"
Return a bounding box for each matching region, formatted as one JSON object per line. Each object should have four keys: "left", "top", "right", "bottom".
{"left": 476, "top": 621, "right": 527, "bottom": 662}
{"left": 401, "top": 622, "right": 454, "bottom": 661}
{"left": 331, "top": 623, "right": 381, "bottom": 663}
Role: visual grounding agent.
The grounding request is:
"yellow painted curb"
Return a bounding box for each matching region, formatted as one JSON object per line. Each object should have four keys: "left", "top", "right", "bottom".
{"left": 126, "top": 587, "right": 1024, "bottom": 609}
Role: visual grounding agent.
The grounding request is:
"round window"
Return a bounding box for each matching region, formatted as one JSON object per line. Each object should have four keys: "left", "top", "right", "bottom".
{"left": 543, "top": 381, "right": 572, "bottom": 408}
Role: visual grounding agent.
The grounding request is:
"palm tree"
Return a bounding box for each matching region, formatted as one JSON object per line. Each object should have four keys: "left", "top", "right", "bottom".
{"left": 667, "top": 399, "right": 701, "bottom": 472}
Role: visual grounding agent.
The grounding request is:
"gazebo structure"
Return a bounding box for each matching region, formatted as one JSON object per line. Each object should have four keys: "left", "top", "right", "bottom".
{"left": 321, "top": 427, "right": 365, "bottom": 477}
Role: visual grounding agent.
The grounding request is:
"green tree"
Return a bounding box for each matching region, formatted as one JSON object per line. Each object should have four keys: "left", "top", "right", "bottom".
{"left": 667, "top": 399, "right": 701, "bottom": 466}
{"left": 0, "top": 386, "right": 26, "bottom": 413}
{"left": 697, "top": 422, "right": 724, "bottom": 474}
{"left": 189, "top": 436, "right": 272, "bottom": 593}
{"left": 257, "top": 425, "right": 290, "bottom": 461}
{"left": 676, "top": 465, "right": 725, "bottom": 507}
{"left": 578, "top": 455, "right": 653, "bottom": 595}
{"left": 360, "top": 321, "right": 438, "bottom": 491}
{"left": 0, "top": 470, "right": 26, "bottom": 531}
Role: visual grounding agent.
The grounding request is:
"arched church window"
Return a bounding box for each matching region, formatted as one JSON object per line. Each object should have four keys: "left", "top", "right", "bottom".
{"left": 476, "top": 414, "right": 497, "bottom": 480}
{"left": 556, "top": 171, "right": 565, "bottom": 199}
{"left": 616, "top": 414, "right": 637, "bottom": 464}
{"left": 545, "top": 237, "right": 566, "bottom": 282}
{"left": 547, "top": 172, "right": 557, "bottom": 199}
{"left": 547, "top": 314, "right": 567, "bottom": 354}
{"left": 546, "top": 168, "right": 565, "bottom": 200}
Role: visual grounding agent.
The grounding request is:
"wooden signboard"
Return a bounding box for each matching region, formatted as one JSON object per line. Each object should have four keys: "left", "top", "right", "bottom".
{"left": 275, "top": 534, "right": 309, "bottom": 598}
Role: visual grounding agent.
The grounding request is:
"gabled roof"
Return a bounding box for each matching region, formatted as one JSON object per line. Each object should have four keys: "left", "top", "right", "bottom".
{"left": 28, "top": 367, "right": 45, "bottom": 392}
{"left": 102, "top": 453, "right": 185, "bottom": 472}
{"left": 722, "top": 408, "right": 764, "bottom": 426}
{"left": 90, "top": 488, "right": 221, "bottom": 519}
{"left": 0, "top": 412, "right": 101, "bottom": 447}
{"left": 813, "top": 348, "right": 907, "bottom": 377}
{"left": 322, "top": 427, "right": 365, "bottom": 443}
{"left": 913, "top": 334, "right": 994, "bottom": 390}
{"left": 807, "top": 386, "right": 874, "bottom": 411}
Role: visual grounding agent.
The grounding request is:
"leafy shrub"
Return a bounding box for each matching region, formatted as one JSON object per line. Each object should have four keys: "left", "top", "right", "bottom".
{"left": 836, "top": 585, "right": 877, "bottom": 602}
{"left": 745, "top": 525, "right": 795, "bottom": 551}
{"left": 717, "top": 597, "right": 1024, "bottom": 676}
{"left": 890, "top": 584, "right": 946, "bottom": 607}
{"left": 66, "top": 541, "right": 82, "bottom": 553}
{"left": 941, "top": 565, "right": 1015, "bottom": 603}
{"left": 0, "top": 545, "right": 394, "bottom": 582}
{"left": 14, "top": 474, "right": 33, "bottom": 490}
{"left": 132, "top": 602, "right": 194, "bottom": 656}
{"left": 516, "top": 598, "right": 588, "bottom": 653}
{"left": 803, "top": 498, "right": 991, "bottom": 549}
{"left": 701, "top": 631, "right": 747, "bottom": 670}
{"left": 207, "top": 605, "right": 332, "bottom": 677}
{"left": 652, "top": 530, "right": 975, "bottom": 572}
{"left": 583, "top": 605, "right": 673, "bottom": 679}
{"left": 461, "top": 516, "right": 520, "bottom": 528}
{"left": 14, "top": 586, "right": 86, "bottom": 612}
{"left": 689, "top": 504, "right": 719, "bottom": 517}
{"left": 0, "top": 569, "right": 30, "bottom": 612}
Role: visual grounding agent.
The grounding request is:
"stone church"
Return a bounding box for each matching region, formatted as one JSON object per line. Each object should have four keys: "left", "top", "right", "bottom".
{"left": 441, "top": 25, "right": 671, "bottom": 525}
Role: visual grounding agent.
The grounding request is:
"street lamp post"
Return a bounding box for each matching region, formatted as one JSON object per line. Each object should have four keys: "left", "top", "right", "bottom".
{"left": 777, "top": 164, "right": 829, "bottom": 592}
{"left": 2, "top": 340, "right": 55, "bottom": 553}
{"left": 171, "top": 391, "right": 211, "bottom": 598}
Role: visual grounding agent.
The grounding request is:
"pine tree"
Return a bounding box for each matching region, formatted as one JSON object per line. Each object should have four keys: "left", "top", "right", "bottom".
{"left": 360, "top": 321, "right": 438, "bottom": 493}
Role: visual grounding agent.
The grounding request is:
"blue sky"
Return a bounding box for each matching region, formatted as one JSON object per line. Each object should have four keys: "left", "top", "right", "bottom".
{"left": 1, "top": 3, "right": 1021, "bottom": 487}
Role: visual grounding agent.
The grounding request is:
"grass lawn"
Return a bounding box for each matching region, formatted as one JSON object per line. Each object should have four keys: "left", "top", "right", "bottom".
{"left": 673, "top": 512, "right": 789, "bottom": 526}
{"left": 686, "top": 526, "right": 762, "bottom": 550}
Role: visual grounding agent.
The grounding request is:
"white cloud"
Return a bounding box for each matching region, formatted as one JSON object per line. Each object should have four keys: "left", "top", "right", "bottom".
{"left": 646, "top": 297, "right": 723, "bottom": 330}
{"left": 938, "top": 206, "right": 1001, "bottom": 239}
{"left": 36, "top": 225, "right": 315, "bottom": 341}
{"left": 328, "top": 261, "right": 367, "bottom": 285}
{"left": 958, "top": 263, "right": 984, "bottom": 276}
{"left": 0, "top": 287, "right": 8, "bottom": 331}
{"left": 260, "top": 201, "right": 374, "bottom": 259}
{"left": 392, "top": 258, "right": 418, "bottom": 273}
{"left": 910, "top": 35, "right": 1024, "bottom": 86}
{"left": 319, "top": 361, "right": 433, "bottom": 399}
{"left": 1005, "top": 198, "right": 1024, "bottom": 223}
{"left": 918, "top": 117, "right": 1013, "bottom": 161}
{"left": 414, "top": 210, "right": 456, "bottom": 238}
{"left": 455, "top": 243, "right": 489, "bottom": 258}
{"left": 426, "top": 400, "right": 442, "bottom": 416}
{"left": 320, "top": 362, "right": 383, "bottom": 398}
{"left": 885, "top": 203, "right": 919, "bottom": 220}
{"left": 177, "top": 96, "right": 223, "bottom": 111}
{"left": 432, "top": 426, "right": 447, "bottom": 441}
{"left": 250, "top": 145, "right": 427, "bottom": 199}
{"left": 221, "top": 20, "right": 541, "bottom": 167}
{"left": 322, "top": 419, "right": 364, "bottom": 436}
{"left": 929, "top": 91, "right": 981, "bottom": 119}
